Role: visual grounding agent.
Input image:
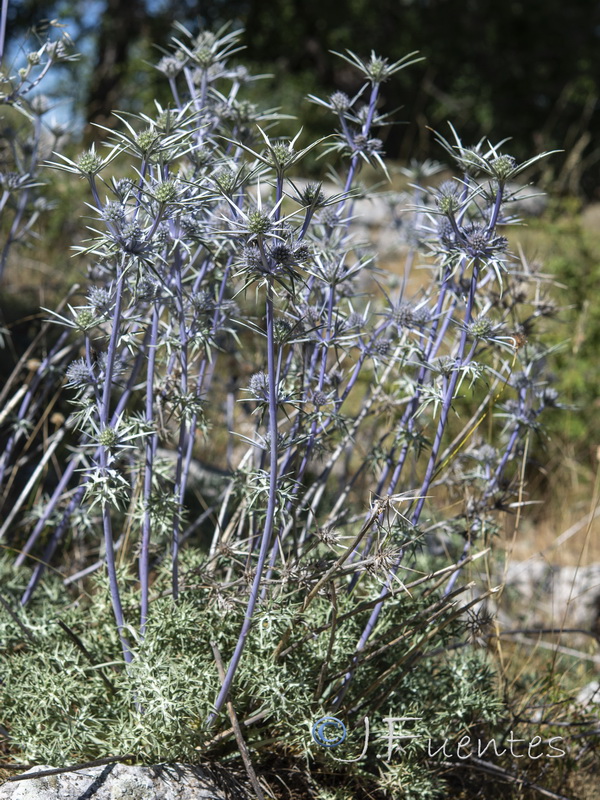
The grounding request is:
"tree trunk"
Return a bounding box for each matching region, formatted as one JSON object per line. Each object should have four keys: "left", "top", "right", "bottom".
{"left": 85, "top": 0, "right": 144, "bottom": 134}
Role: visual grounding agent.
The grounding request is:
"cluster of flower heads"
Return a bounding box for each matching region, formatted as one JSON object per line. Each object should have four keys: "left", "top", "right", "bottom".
{"left": 0, "top": 29, "right": 562, "bottom": 775}
{"left": 0, "top": 22, "right": 77, "bottom": 281}
{"left": 8, "top": 25, "right": 557, "bottom": 573}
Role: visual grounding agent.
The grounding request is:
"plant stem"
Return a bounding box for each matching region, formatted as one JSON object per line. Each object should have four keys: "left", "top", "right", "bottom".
{"left": 98, "top": 258, "right": 132, "bottom": 663}
{"left": 140, "top": 304, "right": 159, "bottom": 635}
{"left": 208, "top": 274, "right": 279, "bottom": 724}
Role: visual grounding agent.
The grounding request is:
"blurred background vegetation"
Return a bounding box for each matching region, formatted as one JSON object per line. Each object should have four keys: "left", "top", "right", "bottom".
{"left": 3, "top": 0, "right": 600, "bottom": 563}
{"left": 8, "top": 0, "right": 600, "bottom": 195}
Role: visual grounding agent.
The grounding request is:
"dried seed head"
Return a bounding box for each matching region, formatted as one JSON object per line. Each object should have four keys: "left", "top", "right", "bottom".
{"left": 465, "top": 606, "right": 494, "bottom": 641}
{"left": 316, "top": 525, "right": 340, "bottom": 547}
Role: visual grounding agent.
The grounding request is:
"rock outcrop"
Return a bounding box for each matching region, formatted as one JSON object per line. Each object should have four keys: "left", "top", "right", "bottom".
{"left": 0, "top": 762, "right": 250, "bottom": 800}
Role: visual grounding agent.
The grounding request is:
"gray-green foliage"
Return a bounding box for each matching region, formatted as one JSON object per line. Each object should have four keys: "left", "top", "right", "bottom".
{"left": 0, "top": 551, "right": 499, "bottom": 797}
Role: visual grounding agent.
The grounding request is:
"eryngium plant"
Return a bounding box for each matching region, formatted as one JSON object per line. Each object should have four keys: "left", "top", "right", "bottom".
{"left": 0, "top": 12, "right": 77, "bottom": 281}
{"left": 0, "top": 23, "right": 562, "bottom": 799}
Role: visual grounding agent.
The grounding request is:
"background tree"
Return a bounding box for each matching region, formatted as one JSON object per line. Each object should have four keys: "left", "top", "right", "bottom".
{"left": 6, "top": 0, "right": 600, "bottom": 191}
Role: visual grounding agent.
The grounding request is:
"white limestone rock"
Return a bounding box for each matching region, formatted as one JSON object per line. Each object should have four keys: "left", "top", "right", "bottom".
{"left": 575, "top": 681, "right": 600, "bottom": 708}
{"left": 0, "top": 763, "right": 248, "bottom": 800}
{"left": 503, "top": 559, "right": 600, "bottom": 632}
